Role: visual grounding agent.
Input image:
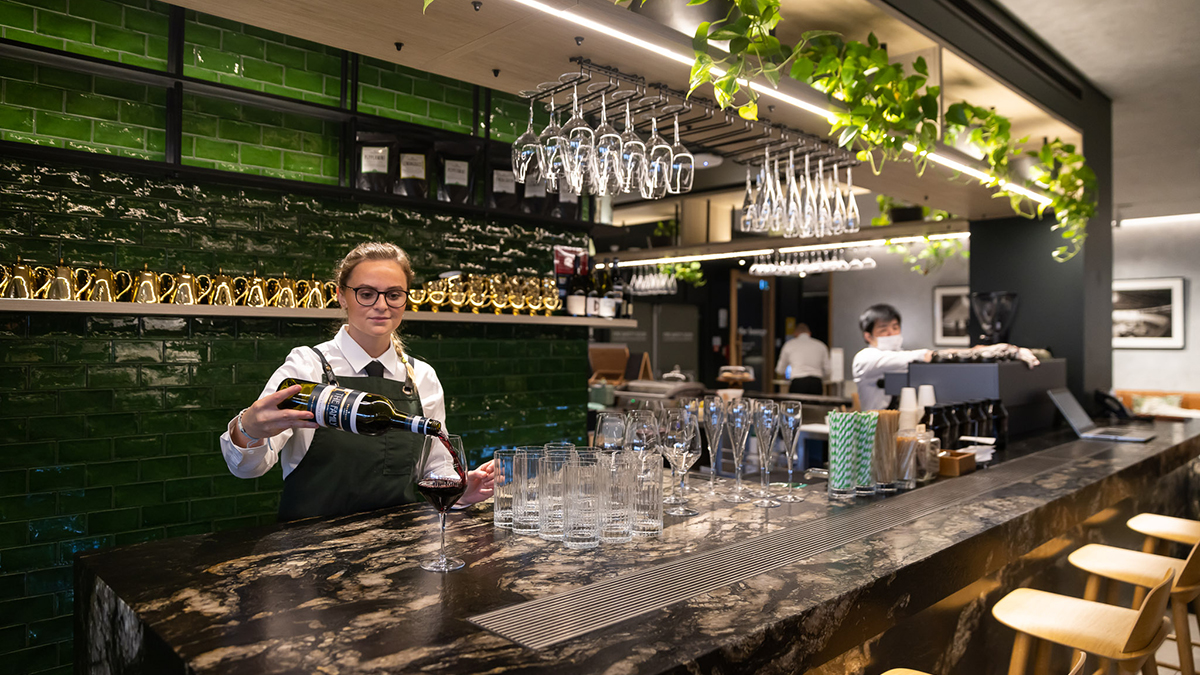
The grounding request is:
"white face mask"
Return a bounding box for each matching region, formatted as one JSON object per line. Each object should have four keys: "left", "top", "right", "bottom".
{"left": 875, "top": 334, "right": 904, "bottom": 351}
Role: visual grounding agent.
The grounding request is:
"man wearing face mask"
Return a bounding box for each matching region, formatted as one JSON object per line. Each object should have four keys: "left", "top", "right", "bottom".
{"left": 852, "top": 304, "right": 931, "bottom": 412}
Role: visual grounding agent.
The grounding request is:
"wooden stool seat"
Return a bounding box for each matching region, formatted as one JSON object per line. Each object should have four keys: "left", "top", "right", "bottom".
{"left": 1128, "top": 513, "right": 1200, "bottom": 547}
{"left": 1069, "top": 544, "right": 1197, "bottom": 596}
{"left": 992, "top": 588, "right": 1169, "bottom": 662}
{"left": 882, "top": 652, "right": 1086, "bottom": 675}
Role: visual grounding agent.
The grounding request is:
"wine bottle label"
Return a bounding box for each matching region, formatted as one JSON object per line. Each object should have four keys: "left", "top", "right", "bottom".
{"left": 599, "top": 297, "right": 616, "bottom": 318}
{"left": 308, "top": 384, "right": 367, "bottom": 433}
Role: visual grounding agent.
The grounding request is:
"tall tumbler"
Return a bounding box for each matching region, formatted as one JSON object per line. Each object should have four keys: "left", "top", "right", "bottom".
{"left": 511, "top": 446, "right": 543, "bottom": 535}
{"left": 599, "top": 449, "right": 636, "bottom": 543}
{"left": 826, "top": 412, "right": 856, "bottom": 500}
{"left": 565, "top": 448, "right": 601, "bottom": 549}
{"left": 539, "top": 447, "right": 572, "bottom": 541}
{"left": 492, "top": 449, "right": 516, "bottom": 529}
{"left": 894, "top": 430, "right": 920, "bottom": 490}
{"left": 632, "top": 449, "right": 664, "bottom": 537}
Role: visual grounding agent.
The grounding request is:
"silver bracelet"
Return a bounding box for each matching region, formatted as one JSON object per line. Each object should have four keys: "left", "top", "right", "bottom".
{"left": 237, "top": 409, "right": 261, "bottom": 443}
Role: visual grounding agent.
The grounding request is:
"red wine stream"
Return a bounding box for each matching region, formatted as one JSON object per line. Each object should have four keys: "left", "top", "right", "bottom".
{"left": 417, "top": 433, "right": 467, "bottom": 512}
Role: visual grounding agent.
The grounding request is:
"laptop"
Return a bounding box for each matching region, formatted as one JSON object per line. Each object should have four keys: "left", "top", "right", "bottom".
{"left": 1047, "top": 389, "right": 1156, "bottom": 442}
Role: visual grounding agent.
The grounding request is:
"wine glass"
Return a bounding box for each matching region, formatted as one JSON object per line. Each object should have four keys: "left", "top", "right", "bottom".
{"left": 561, "top": 86, "right": 593, "bottom": 196}
{"left": 802, "top": 153, "right": 817, "bottom": 238}
{"left": 751, "top": 400, "right": 781, "bottom": 508}
{"left": 661, "top": 410, "right": 692, "bottom": 512}
{"left": 644, "top": 116, "right": 671, "bottom": 200}
{"left": 536, "top": 94, "right": 565, "bottom": 193}
{"left": 752, "top": 153, "right": 769, "bottom": 232}
{"left": 778, "top": 401, "right": 804, "bottom": 502}
{"left": 618, "top": 101, "right": 646, "bottom": 194}
{"left": 512, "top": 100, "right": 541, "bottom": 184}
{"left": 784, "top": 148, "right": 802, "bottom": 238}
{"left": 666, "top": 417, "right": 701, "bottom": 517}
{"left": 593, "top": 93, "right": 623, "bottom": 197}
{"left": 415, "top": 434, "right": 468, "bottom": 572}
{"left": 846, "top": 166, "right": 861, "bottom": 233}
{"left": 817, "top": 158, "right": 832, "bottom": 237}
{"left": 624, "top": 410, "right": 659, "bottom": 456}
{"left": 702, "top": 395, "right": 726, "bottom": 495}
{"left": 667, "top": 114, "right": 694, "bottom": 195}
{"left": 595, "top": 411, "right": 626, "bottom": 452}
{"left": 724, "top": 398, "right": 753, "bottom": 503}
{"left": 768, "top": 156, "right": 785, "bottom": 234}
{"left": 739, "top": 165, "right": 757, "bottom": 232}
{"left": 678, "top": 398, "right": 701, "bottom": 494}
{"left": 832, "top": 164, "right": 847, "bottom": 235}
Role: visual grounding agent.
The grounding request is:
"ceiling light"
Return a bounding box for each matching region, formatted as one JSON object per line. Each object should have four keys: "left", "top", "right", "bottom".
{"left": 613, "top": 249, "right": 776, "bottom": 267}
{"left": 608, "top": 232, "right": 969, "bottom": 267}
{"left": 1119, "top": 213, "right": 1200, "bottom": 226}
{"left": 903, "top": 142, "right": 1053, "bottom": 207}
{"left": 509, "top": 0, "right": 694, "bottom": 67}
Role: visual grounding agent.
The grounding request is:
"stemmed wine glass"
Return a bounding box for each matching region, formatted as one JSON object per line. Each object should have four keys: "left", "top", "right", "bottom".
{"left": 624, "top": 410, "right": 659, "bottom": 457}
{"left": 752, "top": 400, "right": 781, "bottom": 508}
{"left": 702, "top": 395, "right": 726, "bottom": 495}
{"left": 644, "top": 116, "right": 671, "bottom": 200}
{"left": 832, "top": 164, "right": 847, "bottom": 235}
{"left": 593, "top": 93, "right": 623, "bottom": 197}
{"left": 537, "top": 94, "right": 565, "bottom": 194}
{"left": 415, "top": 434, "right": 468, "bottom": 572}
{"left": 661, "top": 410, "right": 699, "bottom": 516}
{"left": 667, "top": 114, "right": 694, "bottom": 195}
{"left": 778, "top": 401, "right": 804, "bottom": 502}
{"left": 846, "top": 166, "right": 861, "bottom": 232}
{"left": 561, "top": 86, "right": 594, "bottom": 196}
{"left": 678, "top": 398, "right": 702, "bottom": 494}
{"left": 817, "top": 158, "right": 832, "bottom": 237}
{"left": 802, "top": 153, "right": 817, "bottom": 238}
{"left": 595, "top": 411, "right": 626, "bottom": 452}
{"left": 618, "top": 101, "right": 646, "bottom": 194}
{"left": 785, "top": 148, "right": 802, "bottom": 238}
{"left": 724, "top": 398, "right": 753, "bottom": 503}
{"left": 739, "top": 165, "right": 758, "bottom": 232}
{"left": 512, "top": 100, "right": 540, "bottom": 184}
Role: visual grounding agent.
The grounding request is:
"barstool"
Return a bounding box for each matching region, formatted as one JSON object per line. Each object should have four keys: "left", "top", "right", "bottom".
{"left": 882, "top": 651, "right": 1086, "bottom": 675}
{"left": 1068, "top": 524, "right": 1200, "bottom": 675}
{"left": 991, "top": 569, "right": 1174, "bottom": 675}
{"left": 1127, "top": 514, "right": 1200, "bottom": 607}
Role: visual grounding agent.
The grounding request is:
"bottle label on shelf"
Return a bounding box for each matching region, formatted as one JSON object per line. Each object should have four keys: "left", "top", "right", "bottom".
{"left": 586, "top": 296, "right": 601, "bottom": 316}
{"left": 445, "top": 160, "right": 470, "bottom": 186}
{"left": 525, "top": 179, "right": 546, "bottom": 198}
{"left": 565, "top": 295, "right": 587, "bottom": 317}
{"left": 400, "top": 154, "right": 426, "bottom": 179}
{"left": 599, "top": 298, "right": 616, "bottom": 318}
{"left": 361, "top": 147, "right": 388, "bottom": 174}
{"left": 493, "top": 170, "right": 516, "bottom": 194}
{"left": 560, "top": 190, "right": 578, "bottom": 204}
{"left": 308, "top": 384, "right": 366, "bottom": 433}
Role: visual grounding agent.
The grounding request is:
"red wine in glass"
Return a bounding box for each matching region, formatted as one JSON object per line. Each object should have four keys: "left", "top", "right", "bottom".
{"left": 415, "top": 434, "right": 469, "bottom": 572}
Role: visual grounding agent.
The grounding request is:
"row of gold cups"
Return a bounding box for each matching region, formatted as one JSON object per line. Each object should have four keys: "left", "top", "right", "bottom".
{"left": 0, "top": 259, "right": 338, "bottom": 308}
{"left": 410, "top": 274, "right": 562, "bottom": 316}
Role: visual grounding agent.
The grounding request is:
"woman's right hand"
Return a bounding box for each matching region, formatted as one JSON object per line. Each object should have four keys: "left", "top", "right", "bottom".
{"left": 238, "top": 385, "right": 320, "bottom": 441}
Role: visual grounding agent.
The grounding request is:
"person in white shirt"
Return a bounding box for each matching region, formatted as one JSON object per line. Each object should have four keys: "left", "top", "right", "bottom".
{"left": 221, "top": 242, "right": 494, "bottom": 521}
{"left": 775, "top": 323, "right": 830, "bottom": 395}
{"left": 852, "top": 303, "right": 1040, "bottom": 412}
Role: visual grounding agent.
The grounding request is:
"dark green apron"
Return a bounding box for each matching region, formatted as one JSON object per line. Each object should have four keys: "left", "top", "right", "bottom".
{"left": 277, "top": 348, "right": 425, "bottom": 522}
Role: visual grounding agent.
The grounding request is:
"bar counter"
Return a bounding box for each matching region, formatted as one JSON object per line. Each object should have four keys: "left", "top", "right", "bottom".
{"left": 76, "top": 420, "right": 1200, "bottom": 674}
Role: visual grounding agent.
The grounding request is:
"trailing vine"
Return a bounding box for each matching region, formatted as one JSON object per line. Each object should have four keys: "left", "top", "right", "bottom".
{"left": 659, "top": 261, "right": 707, "bottom": 287}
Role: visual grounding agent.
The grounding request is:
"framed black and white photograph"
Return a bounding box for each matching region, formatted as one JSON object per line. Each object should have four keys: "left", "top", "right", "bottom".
{"left": 934, "top": 285, "right": 971, "bottom": 346}
{"left": 1112, "top": 277, "right": 1185, "bottom": 349}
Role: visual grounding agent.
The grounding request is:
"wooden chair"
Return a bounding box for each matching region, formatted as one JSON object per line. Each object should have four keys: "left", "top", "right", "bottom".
{"left": 881, "top": 651, "right": 1086, "bottom": 675}
{"left": 1068, "top": 538, "right": 1200, "bottom": 675}
{"left": 1127, "top": 513, "right": 1200, "bottom": 607}
{"left": 991, "top": 569, "right": 1174, "bottom": 675}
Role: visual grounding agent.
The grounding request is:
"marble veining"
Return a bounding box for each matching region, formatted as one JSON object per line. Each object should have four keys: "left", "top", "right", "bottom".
{"left": 76, "top": 421, "right": 1200, "bottom": 674}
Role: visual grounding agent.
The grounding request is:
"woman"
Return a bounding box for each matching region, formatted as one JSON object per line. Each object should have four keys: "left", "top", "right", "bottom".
{"left": 220, "top": 242, "right": 494, "bottom": 521}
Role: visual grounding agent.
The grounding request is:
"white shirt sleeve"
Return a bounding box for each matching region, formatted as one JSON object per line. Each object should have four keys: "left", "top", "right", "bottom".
{"left": 775, "top": 341, "right": 791, "bottom": 376}
{"left": 411, "top": 357, "right": 447, "bottom": 430}
{"left": 852, "top": 347, "right": 929, "bottom": 383}
{"left": 218, "top": 347, "right": 322, "bottom": 479}
{"left": 822, "top": 346, "right": 832, "bottom": 381}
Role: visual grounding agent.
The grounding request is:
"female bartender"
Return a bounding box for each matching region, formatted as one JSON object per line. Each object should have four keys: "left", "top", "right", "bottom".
{"left": 220, "top": 242, "right": 494, "bottom": 521}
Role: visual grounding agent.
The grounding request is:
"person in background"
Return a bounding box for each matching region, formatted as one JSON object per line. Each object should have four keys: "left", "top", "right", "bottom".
{"left": 852, "top": 303, "right": 1039, "bottom": 411}
{"left": 220, "top": 242, "right": 494, "bottom": 521}
{"left": 775, "top": 323, "right": 830, "bottom": 395}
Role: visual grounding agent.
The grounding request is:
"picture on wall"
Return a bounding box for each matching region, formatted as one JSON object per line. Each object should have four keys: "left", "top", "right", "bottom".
{"left": 1112, "top": 277, "right": 1185, "bottom": 349}
{"left": 934, "top": 285, "right": 971, "bottom": 346}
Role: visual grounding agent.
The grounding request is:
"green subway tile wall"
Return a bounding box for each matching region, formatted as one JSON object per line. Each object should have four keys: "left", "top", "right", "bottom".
{"left": 0, "top": 155, "right": 588, "bottom": 673}
{"left": 357, "top": 57, "right": 475, "bottom": 135}
{"left": 182, "top": 10, "right": 342, "bottom": 107}
{"left": 0, "top": 0, "right": 171, "bottom": 70}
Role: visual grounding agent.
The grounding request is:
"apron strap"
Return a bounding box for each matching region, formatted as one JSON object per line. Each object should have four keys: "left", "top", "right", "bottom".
{"left": 309, "top": 346, "right": 339, "bottom": 386}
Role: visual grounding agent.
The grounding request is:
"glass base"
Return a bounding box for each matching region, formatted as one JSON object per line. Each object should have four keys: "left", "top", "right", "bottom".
{"left": 778, "top": 493, "right": 805, "bottom": 502}
{"left": 749, "top": 488, "right": 773, "bottom": 498}
{"left": 752, "top": 498, "right": 781, "bottom": 508}
{"left": 663, "top": 495, "right": 688, "bottom": 505}
{"left": 420, "top": 555, "right": 465, "bottom": 572}
{"left": 723, "top": 492, "right": 752, "bottom": 503}
{"left": 829, "top": 487, "right": 856, "bottom": 501}
{"left": 855, "top": 485, "right": 877, "bottom": 496}
{"left": 665, "top": 505, "right": 699, "bottom": 517}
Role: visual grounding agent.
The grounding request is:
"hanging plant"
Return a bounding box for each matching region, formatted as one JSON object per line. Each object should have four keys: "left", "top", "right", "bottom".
{"left": 659, "top": 262, "right": 706, "bottom": 287}
{"left": 887, "top": 237, "right": 970, "bottom": 276}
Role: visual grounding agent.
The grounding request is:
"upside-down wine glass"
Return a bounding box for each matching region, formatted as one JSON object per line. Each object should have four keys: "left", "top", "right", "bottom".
{"left": 769, "top": 156, "right": 785, "bottom": 234}
{"left": 846, "top": 166, "right": 861, "bottom": 232}
{"left": 817, "top": 157, "right": 832, "bottom": 237}
{"left": 644, "top": 116, "right": 671, "bottom": 200}
{"left": 415, "top": 434, "right": 468, "bottom": 572}
{"left": 537, "top": 94, "right": 565, "bottom": 193}
{"left": 752, "top": 400, "right": 781, "bottom": 508}
{"left": 561, "top": 86, "right": 594, "bottom": 196}
{"left": 702, "top": 395, "right": 726, "bottom": 495}
{"left": 512, "top": 100, "right": 541, "bottom": 184}
{"left": 618, "top": 101, "right": 646, "bottom": 195}
{"left": 802, "top": 153, "right": 817, "bottom": 238}
{"left": 593, "top": 93, "right": 623, "bottom": 197}
{"left": 724, "top": 398, "right": 753, "bottom": 503}
{"left": 832, "top": 164, "right": 847, "bottom": 235}
{"left": 739, "top": 165, "right": 758, "bottom": 232}
{"left": 785, "top": 148, "right": 802, "bottom": 238}
{"left": 668, "top": 114, "right": 694, "bottom": 195}
{"left": 778, "top": 401, "right": 804, "bottom": 502}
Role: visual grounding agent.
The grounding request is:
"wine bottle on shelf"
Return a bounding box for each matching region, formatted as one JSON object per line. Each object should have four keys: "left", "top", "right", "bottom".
{"left": 565, "top": 256, "right": 588, "bottom": 317}
{"left": 606, "top": 257, "right": 624, "bottom": 319}
{"left": 585, "top": 263, "right": 601, "bottom": 317}
{"left": 276, "top": 378, "right": 442, "bottom": 436}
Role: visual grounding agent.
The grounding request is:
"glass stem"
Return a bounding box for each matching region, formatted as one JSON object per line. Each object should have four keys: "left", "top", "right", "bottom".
{"left": 438, "top": 511, "right": 447, "bottom": 562}
{"left": 786, "top": 460, "right": 794, "bottom": 498}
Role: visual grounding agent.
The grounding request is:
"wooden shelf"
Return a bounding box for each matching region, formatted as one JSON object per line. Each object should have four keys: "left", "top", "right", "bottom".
{"left": 0, "top": 299, "right": 637, "bottom": 328}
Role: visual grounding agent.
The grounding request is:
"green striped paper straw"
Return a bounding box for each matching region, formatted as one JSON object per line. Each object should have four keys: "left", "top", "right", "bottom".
{"left": 855, "top": 412, "right": 878, "bottom": 495}
{"left": 827, "top": 412, "right": 854, "bottom": 499}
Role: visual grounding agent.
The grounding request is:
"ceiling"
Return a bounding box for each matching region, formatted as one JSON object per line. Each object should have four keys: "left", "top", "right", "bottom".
{"left": 990, "top": 0, "right": 1200, "bottom": 220}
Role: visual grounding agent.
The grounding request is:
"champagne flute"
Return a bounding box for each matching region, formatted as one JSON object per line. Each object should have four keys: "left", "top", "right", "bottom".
{"left": 778, "top": 401, "right": 804, "bottom": 502}
{"left": 415, "top": 434, "right": 468, "bottom": 572}
{"left": 752, "top": 400, "right": 781, "bottom": 508}
{"left": 702, "top": 395, "right": 726, "bottom": 495}
{"left": 724, "top": 398, "right": 753, "bottom": 503}
{"left": 512, "top": 100, "right": 541, "bottom": 184}
{"left": 678, "top": 398, "right": 701, "bottom": 494}
{"left": 739, "top": 165, "right": 758, "bottom": 233}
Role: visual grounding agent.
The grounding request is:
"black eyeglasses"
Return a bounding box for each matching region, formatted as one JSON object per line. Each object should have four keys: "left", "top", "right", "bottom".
{"left": 344, "top": 285, "right": 408, "bottom": 309}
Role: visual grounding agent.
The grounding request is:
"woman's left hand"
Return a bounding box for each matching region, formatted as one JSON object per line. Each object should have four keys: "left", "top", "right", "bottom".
{"left": 460, "top": 460, "right": 495, "bottom": 505}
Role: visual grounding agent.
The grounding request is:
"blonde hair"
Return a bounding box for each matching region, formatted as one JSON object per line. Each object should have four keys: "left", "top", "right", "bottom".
{"left": 333, "top": 242, "right": 415, "bottom": 359}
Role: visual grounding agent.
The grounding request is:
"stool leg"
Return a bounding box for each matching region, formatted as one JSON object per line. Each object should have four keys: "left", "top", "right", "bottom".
{"left": 1143, "top": 535, "right": 1159, "bottom": 554}
{"left": 1084, "top": 573, "right": 1103, "bottom": 602}
{"left": 1174, "top": 595, "right": 1196, "bottom": 675}
{"left": 1009, "top": 631, "right": 1033, "bottom": 675}
{"left": 1034, "top": 638, "right": 1053, "bottom": 675}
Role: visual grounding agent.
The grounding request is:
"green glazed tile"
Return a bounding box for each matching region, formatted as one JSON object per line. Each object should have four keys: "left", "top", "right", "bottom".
{"left": 116, "top": 527, "right": 164, "bottom": 545}
{"left": 216, "top": 118, "right": 258, "bottom": 143}
{"left": 190, "top": 495, "right": 234, "bottom": 519}
{"left": 163, "top": 476, "right": 211, "bottom": 501}
{"left": 86, "top": 412, "right": 139, "bottom": 438}
{"left": 163, "top": 340, "right": 207, "bottom": 363}
{"left": 221, "top": 31, "right": 264, "bottom": 60}
{"left": 240, "top": 144, "right": 281, "bottom": 169}
{"left": 3, "top": 27, "right": 66, "bottom": 51}
{"left": 259, "top": 126, "right": 302, "bottom": 150}
{"left": 28, "top": 514, "right": 86, "bottom": 542}
{"left": 87, "top": 365, "right": 137, "bottom": 388}
{"left": 188, "top": 452, "right": 226, "bottom": 475}
{"left": 140, "top": 456, "right": 188, "bottom": 480}
{"left": 240, "top": 58, "right": 283, "bottom": 86}
{"left": 0, "top": 392, "right": 56, "bottom": 418}
{"left": 35, "top": 112, "right": 91, "bottom": 141}
{"left": 57, "top": 487, "right": 113, "bottom": 514}
{"left": 27, "top": 415, "right": 84, "bottom": 441}
{"left": 283, "top": 69, "right": 323, "bottom": 94}
{"left": 191, "top": 137, "right": 239, "bottom": 163}
{"left": 112, "top": 340, "right": 161, "bottom": 363}
{"left": 140, "top": 410, "right": 188, "bottom": 435}
{"left": 26, "top": 614, "right": 72, "bottom": 644}
{"left": 141, "top": 316, "right": 187, "bottom": 337}
{"left": 235, "top": 491, "right": 278, "bottom": 515}
{"left": 93, "top": 121, "right": 144, "bottom": 148}
{"left": 0, "top": 543, "right": 55, "bottom": 574}
{"left": 191, "top": 45, "right": 239, "bottom": 75}
{"left": 185, "top": 22, "right": 221, "bottom": 49}
{"left": 112, "top": 387, "right": 161, "bottom": 411}
{"left": 58, "top": 389, "right": 112, "bottom": 414}
{"left": 0, "top": 105, "right": 35, "bottom": 133}
{"left": 113, "top": 435, "right": 162, "bottom": 459}
{"left": 68, "top": 0, "right": 124, "bottom": 26}
{"left": 55, "top": 340, "right": 109, "bottom": 364}
{"left": 392, "top": 94, "right": 427, "bottom": 116}
{"left": 36, "top": 11, "right": 93, "bottom": 43}
{"left": 93, "top": 24, "right": 146, "bottom": 55}
{"left": 122, "top": 6, "right": 168, "bottom": 36}
{"left": 412, "top": 79, "right": 443, "bottom": 102}
{"left": 57, "top": 438, "right": 112, "bottom": 463}
{"left": 113, "top": 482, "right": 163, "bottom": 506}
{"left": 86, "top": 505, "right": 140, "bottom": 531}
{"left": 241, "top": 105, "right": 282, "bottom": 127}
{"left": 0, "top": 3, "right": 36, "bottom": 31}
{"left": 165, "top": 429, "right": 216, "bottom": 454}
{"left": 118, "top": 53, "right": 166, "bottom": 70}
{"left": 359, "top": 85, "right": 393, "bottom": 108}
{"left": 28, "top": 366, "right": 86, "bottom": 390}
{"left": 2, "top": 341, "right": 55, "bottom": 364}
{"left": 194, "top": 12, "right": 241, "bottom": 31}
{"left": 140, "top": 364, "right": 188, "bottom": 386}
{"left": 378, "top": 71, "right": 413, "bottom": 96}
{"left": 163, "top": 386, "right": 209, "bottom": 409}
{"left": 117, "top": 100, "right": 163, "bottom": 127}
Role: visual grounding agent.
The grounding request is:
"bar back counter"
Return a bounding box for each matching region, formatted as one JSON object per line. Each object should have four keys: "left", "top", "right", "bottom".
{"left": 76, "top": 420, "right": 1200, "bottom": 674}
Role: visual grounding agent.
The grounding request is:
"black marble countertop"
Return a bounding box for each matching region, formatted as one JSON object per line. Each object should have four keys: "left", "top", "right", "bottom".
{"left": 77, "top": 421, "right": 1200, "bottom": 674}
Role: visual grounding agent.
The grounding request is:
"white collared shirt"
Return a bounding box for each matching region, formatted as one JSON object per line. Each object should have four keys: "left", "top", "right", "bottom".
{"left": 775, "top": 333, "right": 831, "bottom": 380}
{"left": 219, "top": 326, "right": 447, "bottom": 479}
{"left": 851, "top": 346, "right": 929, "bottom": 412}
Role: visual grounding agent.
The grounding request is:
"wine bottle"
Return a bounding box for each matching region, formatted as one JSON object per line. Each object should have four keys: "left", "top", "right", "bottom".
{"left": 606, "top": 257, "right": 624, "bottom": 319}
{"left": 586, "top": 264, "right": 603, "bottom": 317}
{"left": 276, "top": 378, "right": 442, "bottom": 436}
{"left": 566, "top": 256, "right": 588, "bottom": 317}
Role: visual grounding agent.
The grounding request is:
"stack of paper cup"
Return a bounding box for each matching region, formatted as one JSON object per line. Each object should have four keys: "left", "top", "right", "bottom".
{"left": 898, "top": 387, "right": 919, "bottom": 431}
{"left": 917, "top": 385, "right": 936, "bottom": 419}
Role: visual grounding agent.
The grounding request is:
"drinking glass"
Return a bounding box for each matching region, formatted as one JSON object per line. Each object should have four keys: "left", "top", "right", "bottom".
{"left": 599, "top": 448, "right": 636, "bottom": 543}
{"left": 661, "top": 409, "right": 687, "bottom": 506}
{"left": 644, "top": 116, "right": 671, "bottom": 200}
{"left": 752, "top": 400, "right": 781, "bottom": 508}
{"left": 665, "top": 419, "right": 701, "bottom": 517}
{"left": 625, "top": 410, "right": 659, "bottom": 456}
{"left": 565, "top": 448, "right": 601, "bottom": 549}
{"left": 778, "top": 401, "right": 804, "bottom": 502}
{"left": 679, "top": 398, "right": 701, "bottom": 494}
{"left": 414, "top": 434, "right": 468, "bottom": 572}
{"left": 702, "top": 395, "right": 726, "bottom": 495}
{"left": 593, "top": 93, "right": 623, "bottom": 197}
{"left": 752, "top": 159, "right": 769, "bottom": 232}
{"left": 618, "top": 101, "right": 646, "bottom": 194}
{"left": 512, "top": 101, "right": 541, "bottom": 184}
{"left": 633, "top": 445, "right": 664, "bottom": 537}
{"left": 845, "top": 166, "right": 860, "bottom": 232}
{"left": 802, "top": 154, "right": 817, "bottom": 238}
{"left": 724, "top": 398, "right": 753, "bottom": 503}
{"left": 595, "top": 411, "right": 626, "bottom": 452}
{"left": 561, "top": 86, "right": 593, "bottom": 195}
{"left": 538, "top": 445, "right": 572, "bottom": 541}
{"left": 492, "top": 448, "right": 517, "bottom": 528}
{"left": 817, "top": 158, "right": 832, "bottom": 237}
{"left": 512, "top": 446, "right": 543, "bottom": 535}
{"left": 667, "top": 114, "right": 694, "bottom": 194}
{"left": 831, "top": 164, "right": 847, "bottom": 235}
{"left": 768, "top": 156, "right": 785, "bottom": 234}
{"left": 739, "top": 165, "right": 758, "bottom": 232}
{"left": 536, "top": 94, "right": 565, "bottom": 193}
{"left": 784, "top": 148, "right": 802, "bottom": 238}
